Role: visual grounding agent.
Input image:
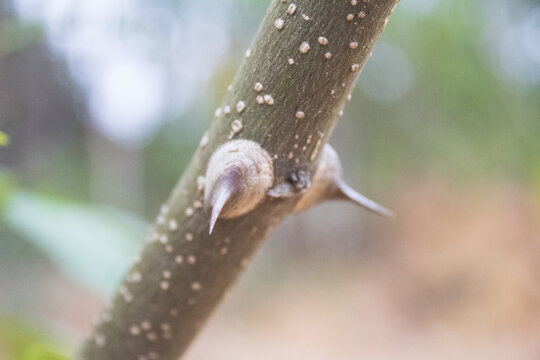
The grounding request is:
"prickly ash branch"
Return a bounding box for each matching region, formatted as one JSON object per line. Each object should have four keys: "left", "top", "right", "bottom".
{"left": 79, "top": 0, "right": 399, "bottom": 359}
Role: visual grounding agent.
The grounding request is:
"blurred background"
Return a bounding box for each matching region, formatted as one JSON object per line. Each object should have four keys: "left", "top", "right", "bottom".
{"left": 1, "top": 0, "right": 540, "bottom": 358}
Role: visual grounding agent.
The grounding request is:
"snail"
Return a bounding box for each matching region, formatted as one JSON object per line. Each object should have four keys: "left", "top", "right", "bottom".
{"left": 204, "top": 140, "right": 392, "bottom": 234}
{"left": 204, "top": 139, "right": 274, "bottom": 234}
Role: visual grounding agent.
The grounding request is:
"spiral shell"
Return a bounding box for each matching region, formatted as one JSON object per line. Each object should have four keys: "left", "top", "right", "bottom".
{"left": 204, "top": 139, "right": 274, "bottom": 233}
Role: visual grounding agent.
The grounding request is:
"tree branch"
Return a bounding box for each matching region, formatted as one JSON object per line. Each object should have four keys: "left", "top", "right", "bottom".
{"left": 79, "top": 0, "right": 399, "bottom": 359}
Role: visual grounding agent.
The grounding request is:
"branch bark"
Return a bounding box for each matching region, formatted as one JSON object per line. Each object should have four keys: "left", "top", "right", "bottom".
{"left": 79, "top": 0, "right": 399, "bottom": 359}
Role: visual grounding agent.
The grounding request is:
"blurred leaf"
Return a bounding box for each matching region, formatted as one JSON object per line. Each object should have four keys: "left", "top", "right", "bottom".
{"left": 0, "top": 21, "right": 42, "bottom": 58}
{"left": 0, "top": 131, "right": 9, "bottom": 147}
{"left": 2, "top": 190, "right": 148, "bottom": 295}
{"left": 0, "top": 315, "right": 70, "bottom": 360}
{"left": 0, "top": 170, "right": 16, "bottom": 210}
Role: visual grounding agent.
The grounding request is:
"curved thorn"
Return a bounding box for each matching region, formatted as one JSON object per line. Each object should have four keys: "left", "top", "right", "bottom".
{"left": 208, "top": 186, "right": 232, "bottom": 234}
{"left": 336, "top": 182, "right": 395, "bottom": 219}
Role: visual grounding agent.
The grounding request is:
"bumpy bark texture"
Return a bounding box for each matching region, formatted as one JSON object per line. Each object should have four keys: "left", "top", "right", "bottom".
{"left": 79, "top": 0, "right": 399, "bottom": 359}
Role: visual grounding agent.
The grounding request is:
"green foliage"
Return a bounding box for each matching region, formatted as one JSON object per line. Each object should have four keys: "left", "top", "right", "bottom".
{"left": 1, "top": 183, "right": 148, "bottom": 295}
{"left": 0, "top": 21, "right": 42, "bottom": 58}
{"left": 0, "top": 315, "right": 70, "bottom": 360}
{"left": 0, "top": 131, "right": 9, "bottom": 147}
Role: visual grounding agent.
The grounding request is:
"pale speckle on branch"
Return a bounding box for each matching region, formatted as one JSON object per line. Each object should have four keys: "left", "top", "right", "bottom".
{"left": 287, "top": 4, "right": 296, "bottom": 15}
{"left": 187, "top": 255, "right": 197, "bottom": 265}
{"left": 263, "top": 94, "right": 274, "bottom": 105}
{"left": 236, "top": 101, "right": 246, "bottom": 113}
{"left": 231, "top": 119, "right": 243, "bottom": 134}
{"left": 299, "top": 42, "right": 311, "bottom": 53}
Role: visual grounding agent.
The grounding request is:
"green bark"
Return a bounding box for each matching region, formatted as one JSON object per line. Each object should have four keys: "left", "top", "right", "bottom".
{"left": 79, "top": 0, "right": 399, "bottom": 359}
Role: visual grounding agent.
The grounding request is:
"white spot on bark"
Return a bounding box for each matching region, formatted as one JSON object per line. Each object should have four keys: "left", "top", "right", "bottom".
{"left": 256, "top": 95, "right": 264, "bottom": 104}
{"left": 324, "top": 52, "right": 332, "bottom": 59}
{"left": 263, "top": 94, "right": 274, "bottom": 105}
{"left": 347, "top": 13, "right": 354, "bottom": 21}
{"left": 318, "top": 36, "right": 328, "bottom": 45}
{"left": 175, "top": 255, "right": 183, "bottom": 264}
{"left": 287, "top": 4, "right": 296, "bottom": 15}
{"left": 185, "top": 233, "right": 193, "bottom": 241}
{"left": 223, "top": 105, "right": 231, "bottom": 114}
{"left": 197, "top": 176, "right": 206, "bottom": 191}
{"left": 95, "top": 334, "right": 106, "bottom": 347}
{"left": 130, "top": 326, "right": 141, "bottom": 336}
{"left": 349, "top": 41, "right": 358, "bottom": 49}
{"left": 185, "top": 207, "right": 194, "bottom": 217}
{"left": 141, "top": 321, "right": 152, "bottom": 330}
{"left": 295, "top": 111, "right": 305, "bottom": 119}
{"left": 302, "top": 14, "right": 310, "bottom": 21}
{"left": 254, "top": 82, "right": 263, "bottom": 92}
{"left": 159, "top": 234, "right": 168, "bottom": 244}
{"left": 199, "top": 133, "right": 209, "bottom": 148}
{"left": 351, "top": 64, "right": 361, "bottom": 72}
{"left": 236, "top": 101, "right": 246, "bottom": 113}
{"left": 214, "top": 107, "right": 222, "bottom": 117}
{"left": 358, "top": 11, "right": 366, "bottom": 18}
{"left": 274, "top": 18, "right": 285, "bottom": 30}
{"left": 245, "top": 49, "right": 251, "bottom": 58}
{"left": 299, "top": 42, "right": 311, "bottom": 54}
{"left": 288, "top": 58, "right": 295, "bottom": 65}
{"left": 168, "top": 220, "right": 178, "bottom": 231}
{"left": 163, "top": 270, "right": 171, "bottom": 279}
{"left": 231, "top": 119, "right": 243, "bottom": 134}
{"left": 160, "top": 281, "right": 170, "bottom": 291}
{"left": 130, "top": 271, "right": 142, "bottom": 283}
{"left": 187, "top": 255, "right": 197, "bottom": 265}
{"left": 191, "top": 282, "right": 202, "bottom": 291}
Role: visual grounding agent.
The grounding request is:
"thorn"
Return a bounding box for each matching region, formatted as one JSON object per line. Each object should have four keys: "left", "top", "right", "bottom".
{"left": 336, "top": 182, "right": 394, "bottom": 219}
{"left": 208, "top": 185, "right": 232, "bottom": 234}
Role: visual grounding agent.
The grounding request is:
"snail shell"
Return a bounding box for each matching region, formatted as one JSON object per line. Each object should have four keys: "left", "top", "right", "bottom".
{"left": 204, "top": 139, "right": 274, "bottom": 233}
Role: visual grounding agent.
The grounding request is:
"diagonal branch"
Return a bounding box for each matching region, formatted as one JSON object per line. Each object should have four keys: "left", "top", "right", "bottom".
{"left": 79, "top": 0, "right": 399, "bottom": 359}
